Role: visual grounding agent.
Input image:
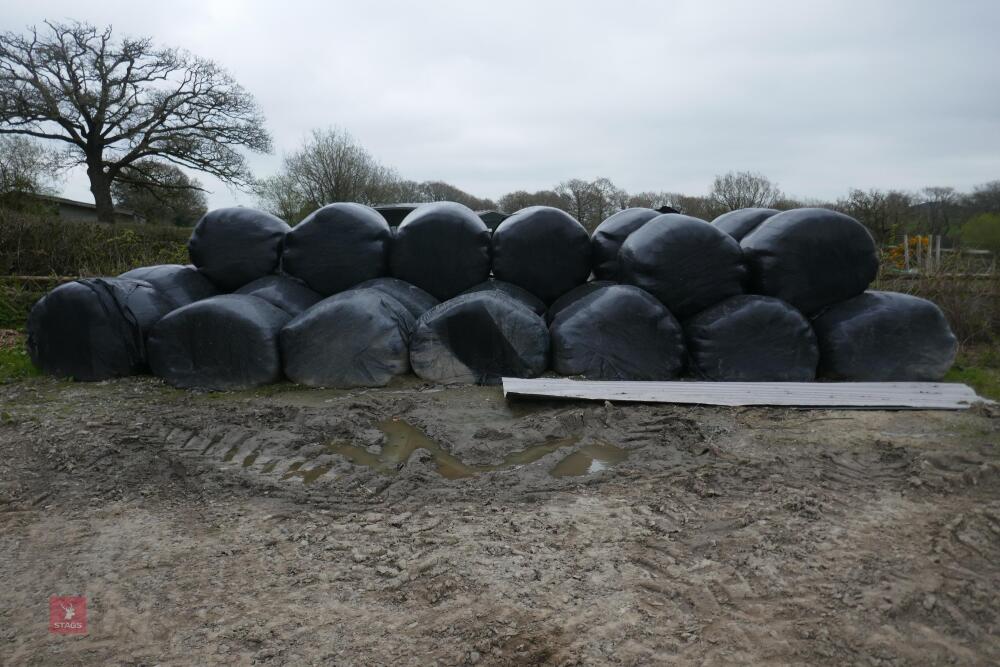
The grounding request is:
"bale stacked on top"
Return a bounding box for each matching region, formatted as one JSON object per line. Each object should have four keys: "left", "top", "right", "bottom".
{"left": 25, "top": 201, "right": 959, "bottom": 388}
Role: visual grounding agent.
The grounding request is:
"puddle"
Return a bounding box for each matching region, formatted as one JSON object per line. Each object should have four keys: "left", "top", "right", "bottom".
{"left": 550, "top": 444, "right": 630, "bottom": 477}
{"left": 284, "top": 464, "right": 334, "bottom": 485}
{"left": 325, "top": 420, "right": 623, "bottom": 480}
{"left": 224, "top": 419, "right": 628, "bottom": 484}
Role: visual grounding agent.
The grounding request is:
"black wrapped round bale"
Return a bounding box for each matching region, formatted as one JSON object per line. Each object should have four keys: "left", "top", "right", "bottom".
{"left": 591, "top": 208, "right": 660, "bottom": 280}
{"left": 234, "top": 275, "right": 322, "bottom": 317}
{"left": 148, "top": 294, "right": 291, "bottom": 390}
{"left": 546, "top": 280, "right": 616, "bottom": 325}
{"left": 27, "top": 278, "right": 173, "bottom": 381}
{"left": 550, "top": 285, "right": 685, "bottom": 380}
{"left": 712, "top": 208, "right": 780, "bottom": 241}
{"left": 281, "top": 289, "right": 415, "bottom": 388}
{"left": 410, "top": 291, "right": 549, "bottom": 385}
{"left": 491, "top": 206, "right": 591, "bottom": 304}
{"left": 683, "top": 295, "right": 819, "bottom": 381}
{"left": 188, "top": 208, "right": 290, "bottom": 291}
{"left": 813, "top": 291, "right": 957, "bottom": 381}
{"left": 461, "top": 279, "right": 546, "bottom": 316}
{"left": 281, "top": 203, "right": 391, "bottom": 295}
{"left": 389, "top": 202, "right": 491, "bottom": 301}
{"left": 349, "top": 277, "right": 439, "bottom": 319}
{"left": 619, "top": 214, "right": 746, "bottom": 319}
{"left": 119, "top": 264, "right": 217, "bottom": 308}
{"left": 741, "top": 208, "right": 878, "bottom": 315}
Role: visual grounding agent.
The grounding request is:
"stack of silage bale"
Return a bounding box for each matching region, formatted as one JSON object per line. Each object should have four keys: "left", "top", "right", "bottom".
{"left": 26, "top": 197, "right": 957, "bottom": 390}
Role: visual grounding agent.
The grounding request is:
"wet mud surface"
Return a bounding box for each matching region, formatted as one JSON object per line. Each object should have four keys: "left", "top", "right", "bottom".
{"left": 1, "top": 375, "right": 998, "bottom": 665}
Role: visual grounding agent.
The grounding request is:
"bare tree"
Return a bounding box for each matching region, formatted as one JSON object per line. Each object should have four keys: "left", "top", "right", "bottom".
{"left": 555, "top": 177, "right": 626, "bottom": 231}
{"left": 497, "top": 189, "right": 572, "bottom": 214}
{"left": 626, "top": 191, "right": 682, "bottom": 210}
{"left": 415, "top": 180, "right": 496, "bottom": 210}
{"left": 709, "top": 171, "right": 782, "bottom": 211}
{"left": 555, "top": 178, "right": 596, "bottom": 224}
{"left": 920, "top": 186, "right": 957, "bottom": 235}
{"left": 0, "top": 20, "right": 270, "bottom": 221}
{"left": 836, "top": 189, "right": 914, "bottom": 245}
{"left": 967, "top": 180, "right": 1000, "bottom": 214}
{"left": 0, "top": 135, "right": 62, "bottom": 199}
{"left": 255, "top": 128, "right": 401, "bottom": 219}
{"left": 111, "top": 159, "right": 207, "bottom": 226}
{"left": 673, "top": 194, "right": 724, "bottom": 221}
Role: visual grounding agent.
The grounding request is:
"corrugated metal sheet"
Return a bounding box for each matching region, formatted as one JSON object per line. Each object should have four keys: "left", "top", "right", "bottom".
{"left": 501, "top": 378, "right": 992, "bottom": 410}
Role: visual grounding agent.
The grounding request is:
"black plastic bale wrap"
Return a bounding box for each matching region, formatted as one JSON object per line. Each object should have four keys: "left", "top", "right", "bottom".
{"left": 591, "top": 208, "right": 660, "bottom": 280}
{"left": 740, "top": 208, "right": 879, "bottom": 315}
{"left": 619, "top": 213, "right": 746, "bottom": 319}
{"left": 711, "top": 208, "right": 781, "bottom": 241}
{"left": 118, "top": 264, "right": 218, "bottom": 308}
{"left": 27, "top": 278, "right": 174, "bottom": 381}
{"left": 409, "top": 291, "right": 550, "bottom": 385}
{"left": 187, "top": 207, "right": 291, "bottom": 291}
{"left": 546, "top": 280, "right": 616, "bottom": 325}
{"left": 812, "top": 291, "right": 958, "bottom": 381}
{"left": 550, "top": 285, "right": 685, "bottom": 380}
{"left": 147, "top": 294, "right": 291, "bottom": 390}
{"left": 490, "top": 206, "right": 592, "bottom": 304}
{"left": 683, "top": 295, "right": 819, "bottom": 381}
{"left": 281, "top": 288, "right": 415, "bottom": 388}
{"left": 234, "top": 275, "right": 322, "bottom": 317}
{"left": 348, "top": 277, "right": 439, "bottom": 319}
{"left": 281, "top": 203, "right": 392, "bottom": 295}
{"left": 460, "top": 279, "right": 546, "bottom": 316}
{"left": 389, "top": 202, "right": 492, "bottom": 301}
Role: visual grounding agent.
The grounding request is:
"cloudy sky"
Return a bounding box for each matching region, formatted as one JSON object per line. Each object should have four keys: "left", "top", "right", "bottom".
{"left": 5, "top": 0, "right": 1000, "bottom": 209}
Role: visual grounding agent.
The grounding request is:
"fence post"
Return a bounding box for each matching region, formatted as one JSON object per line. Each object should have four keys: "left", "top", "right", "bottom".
{"left": 903, "top": 234, "right": 909, "bottom": 270}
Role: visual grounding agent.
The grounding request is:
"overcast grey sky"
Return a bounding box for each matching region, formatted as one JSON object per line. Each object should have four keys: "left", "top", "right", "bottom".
{"left": 5, "top": 0, "right": 1000, "bottom": 209}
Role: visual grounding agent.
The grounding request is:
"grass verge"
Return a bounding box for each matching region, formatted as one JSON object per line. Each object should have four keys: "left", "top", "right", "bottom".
{"left": 0, "top": 330, "right": 39, "bottom": 384}
{"left": 945, "top": 343, "right": 1000, "bottom": 401}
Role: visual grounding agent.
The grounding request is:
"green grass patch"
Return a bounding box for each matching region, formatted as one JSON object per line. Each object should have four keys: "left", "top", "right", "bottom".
{"left": 945, "top": 343, "right": 1000, "bottom": 401}
{"left": 0, "top": 332, "right": 40, "bottom": 384}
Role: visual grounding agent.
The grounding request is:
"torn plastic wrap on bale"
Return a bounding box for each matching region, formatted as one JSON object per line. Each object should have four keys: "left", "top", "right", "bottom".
{"left": 813, "top": 290, "right": 957, "bottom": 381}
{"left": 683, "top": 295, "right": 819, "bottom": 381}
{"left": 741, "top": 208, "right": 878, "bottom": 315}
{"left": 619, "top": 213, "right": 746, "bottom": 319}
{"left": 389, "top": 202, "right": 491, "bottom": 301}
{"left": 147, "top": 294, "right": 291, "bottom": 390}
{"left": 27, "top": 278, "right": 173, "bottom": 381}
{"left": 187, "top": 207, "right": 290, "bottom": 291}
{"left": 118, "top": 264, "right": 218, "bottom": 308}
{"left": 348, "top": 277, "right": 439, "bottom": 319}
{"left": 591, "top": 208, "right": 660, "bottom": 280}
{"left": 491, "top": 206, "right": 592, "bottom": 304}
{"left": 281, "top": 203, "right": 392, "bottom": 295}
{"left": 281, "top": 288, "right": 415, "bottom": 388}
{"left": 409, "top": 291, "right": 549, "bottom": 385}
{"left": 550, "top": 284, "right": 686, "bottom": 380}
{"left": 234, "top": 275, "right": 322, "bottom": 317}
{"left": 461, "top": 279, "right": 547, "bottom": 316}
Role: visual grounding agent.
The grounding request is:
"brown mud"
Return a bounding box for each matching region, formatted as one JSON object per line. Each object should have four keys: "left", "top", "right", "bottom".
{"left": 0, "top": 375, "right": 998, "bottom": 665}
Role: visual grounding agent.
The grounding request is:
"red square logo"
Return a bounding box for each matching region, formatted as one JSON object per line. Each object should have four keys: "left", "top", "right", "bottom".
{"left": 49, "top": 596, "right": 87, "bottom": 635}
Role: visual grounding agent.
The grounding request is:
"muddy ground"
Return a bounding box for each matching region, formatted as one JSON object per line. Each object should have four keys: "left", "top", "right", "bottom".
{"left": 0, "top": 375, "right": 998, "bottom": 666}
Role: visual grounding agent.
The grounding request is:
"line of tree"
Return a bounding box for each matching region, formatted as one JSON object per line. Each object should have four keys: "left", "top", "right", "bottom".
{"left": 1, "top": 20, "right": 998, "bottom": 251}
